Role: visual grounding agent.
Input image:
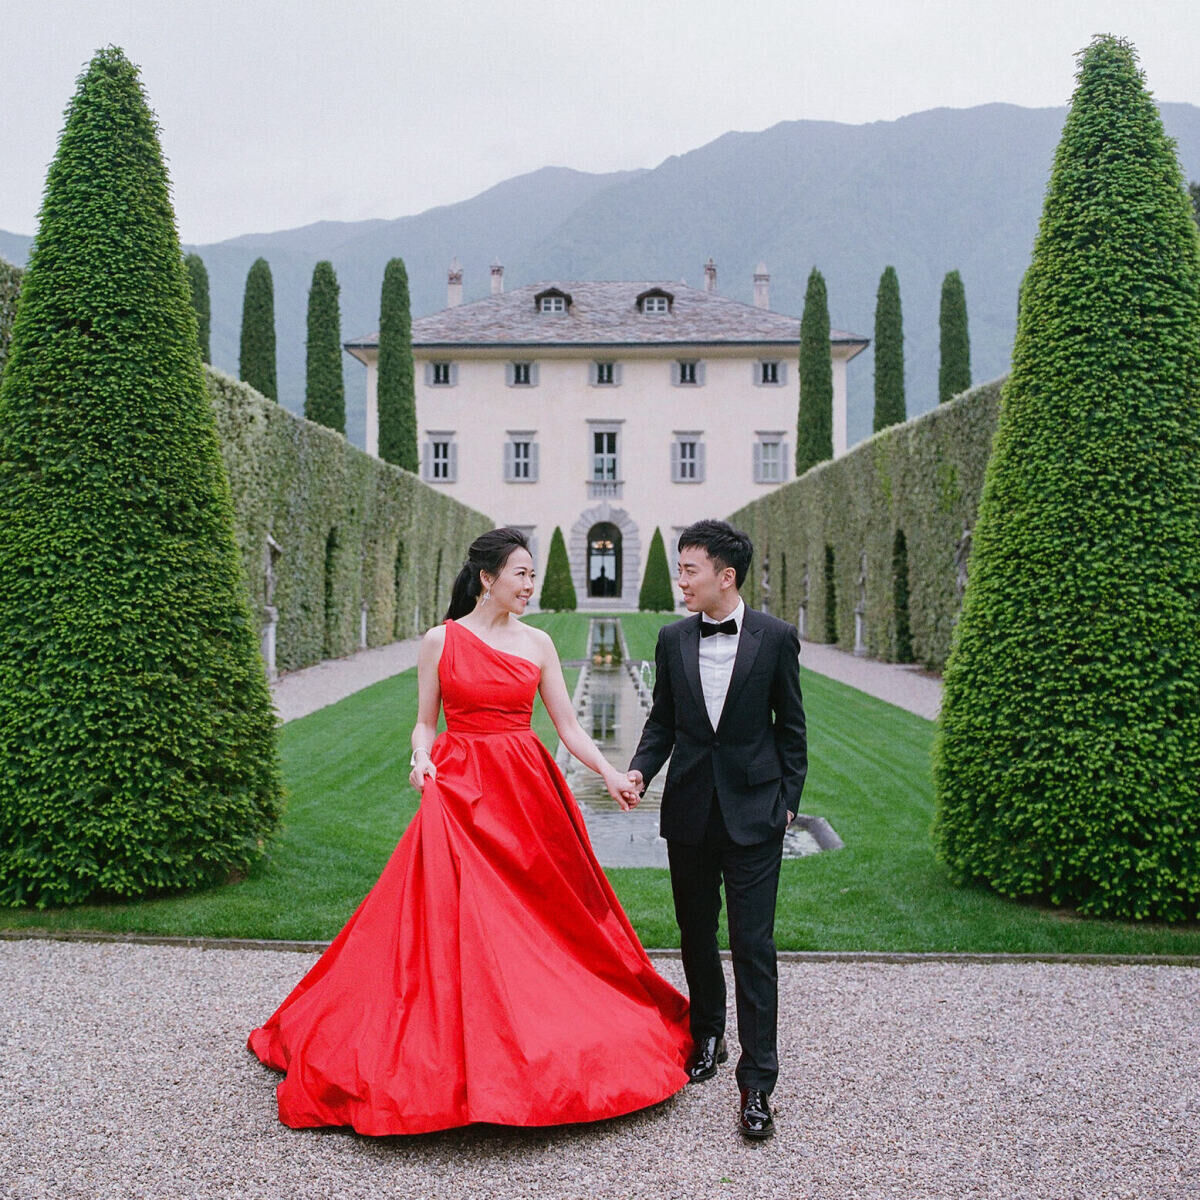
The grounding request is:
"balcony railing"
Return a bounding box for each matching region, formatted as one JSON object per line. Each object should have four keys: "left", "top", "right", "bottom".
{"left": 587, "top": 479, "right": 624, "bottom": 499}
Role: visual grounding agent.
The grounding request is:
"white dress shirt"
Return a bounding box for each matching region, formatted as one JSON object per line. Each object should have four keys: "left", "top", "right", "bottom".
{"left": 698, "top": 598, "right": 745, "bottom": 730}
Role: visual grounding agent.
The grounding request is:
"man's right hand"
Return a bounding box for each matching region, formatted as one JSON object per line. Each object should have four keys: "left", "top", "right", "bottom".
{"left": 626, "top": 768, "right": 645, "bottom": 796}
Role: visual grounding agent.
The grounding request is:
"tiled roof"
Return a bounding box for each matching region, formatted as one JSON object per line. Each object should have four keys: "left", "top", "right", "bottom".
{"left": 345, "top": 281, "right": 868, "bottom": 351}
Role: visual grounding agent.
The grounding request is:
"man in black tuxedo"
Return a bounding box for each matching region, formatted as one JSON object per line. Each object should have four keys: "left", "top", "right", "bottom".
{"left": 628, "top": 520, "right": 806, "bottom": 1140}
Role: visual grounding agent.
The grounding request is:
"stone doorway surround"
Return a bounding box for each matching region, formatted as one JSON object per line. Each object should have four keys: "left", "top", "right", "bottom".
{"left": 570, "top": 503, "right": 640, "bottom": 609}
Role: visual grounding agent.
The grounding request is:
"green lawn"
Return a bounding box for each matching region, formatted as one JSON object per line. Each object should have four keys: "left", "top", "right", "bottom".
{"left": 4, "top": 620, "right": 1199, "bottom": 954}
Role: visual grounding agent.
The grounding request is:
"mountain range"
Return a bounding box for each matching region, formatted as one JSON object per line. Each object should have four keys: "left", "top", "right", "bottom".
{"left": 4, "top": 102, "right": 1199, "bottom": 450}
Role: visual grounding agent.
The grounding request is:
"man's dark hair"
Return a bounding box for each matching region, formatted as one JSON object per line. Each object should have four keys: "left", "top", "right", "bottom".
{"left": 677, "top": 519, "right": 754, "bottom": 588}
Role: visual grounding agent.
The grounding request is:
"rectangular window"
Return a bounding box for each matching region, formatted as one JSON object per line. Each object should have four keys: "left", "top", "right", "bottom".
{"left": 753, "top": 433, "right": 788, "bottom": 484}
{"left": 593, "top": 430, "right": 618, "bottom": 481}
{"left": 540, "top": 295, "right": 565, "bottom": 313}
{"left": 595, "top": 361, "right": 614, "bottom": 385}
{"left": 431, "top": 361, "right": 453, "bottom": 386}
{"left": 514, "top": 362, "right": 531, "bottom": 385}
{"left": 679, "top": 361, "right": 697, "bottom": 385}
{"left": 423, "top": 433, "right": 458, "bottom": 483}
{"left": 672, "top": 360, "right": 705, "bottom": 386}
{"left": 643, "top": 295, "right": 669, "bottom": 313}
{"left": 761, "top": 361, "right": 779, "bottom": 385}
{"left": 671, "top": 434, "right": 706, "bottom": 483}
{"left": 504, "top": 433, "right": 539, "bottom": 482}
{"left": 506, "top": 361, "right": 538, "bottom": 386}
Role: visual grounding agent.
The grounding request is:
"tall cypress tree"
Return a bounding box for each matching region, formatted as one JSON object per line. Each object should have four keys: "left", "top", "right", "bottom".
{"left": 795, "top": 267, "right": 832, "bottom": 475}
{"left": 304, "top": 260, "right": 345, "bottom": 433}
{"left": 184, "top": 252, "right": 210, "bottom": 364}
{"left": 937, "top": 269, "right": 971, "bottom": 403}
{"left": 377, "top": 257, "right": 418, "bottom": 470}
{"left": 0, "top": 48, "right": 281, "bottom": 906}
{"left": 638, "top": 528, "right": 675, "bottom": 611}
{"left": 873, "top": 266, "right": 905, "bottom": 431}
{"left": 934, "top": 36, "right": 1200, "bottom": 922}
{"left": 539, "top": 527, "right": 577, "bottom": 611}
{"left": 239, "top": 256, "right": 277, "bottom": 402}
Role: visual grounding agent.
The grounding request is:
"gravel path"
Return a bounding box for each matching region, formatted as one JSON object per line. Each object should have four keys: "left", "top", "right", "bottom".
{"left": 3, "top": 939, "right": 1195, "bottom": 1199}
{"left": 799, "top": 638, "right": 942, "bottom": 721}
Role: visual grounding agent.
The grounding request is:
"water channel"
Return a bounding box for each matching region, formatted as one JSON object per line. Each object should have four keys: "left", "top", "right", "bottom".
{"left": 561, "top": 618, "right": 837, "bottom": 869}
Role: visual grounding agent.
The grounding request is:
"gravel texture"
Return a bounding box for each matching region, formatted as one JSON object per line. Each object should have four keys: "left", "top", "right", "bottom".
{"left": 3, "top": 940, "right": 1196, "bottom": 1199}
{"left": 798, "top": 638, "right": 943, "bottom": 721}
{"left": 270, "top": 638, "right": 422, "bottom": 723}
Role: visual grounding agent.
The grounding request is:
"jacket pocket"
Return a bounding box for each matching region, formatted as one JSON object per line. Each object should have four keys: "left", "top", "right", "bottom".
{"left": 745, "top": 757, "right": 782, "bottom": 786}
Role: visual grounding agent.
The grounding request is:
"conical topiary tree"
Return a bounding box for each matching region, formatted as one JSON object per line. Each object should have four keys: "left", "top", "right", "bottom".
{"left": 378, "top": 257, "right": 418, "bottom": 470}
{"left": 0, "top": 47, "right": 282, "bottom": 907}
{"left": 938, "top": 269, "right": 971, "bottom": 403}
{"left": 934, "top": 36, "right": 1200, "bottom": 922}
{"left": 184, "top": 252, "right": 211, "bottom": 363}
{"left": 539, "top": 527, "right": 577, "bottom": 611}
{"left": 240, "top": 256, "right": 277, "bottom": 401}
{"left": 873, "top": 266, "right": 905, "bottom": 431}
{"left": 795, "top": 267, "right": 832, "bottom": 475}
{"left": 638, "top": 528, "right": 675, "bottom": 611}
{"left": 304, "top": 260, "right": 345, "bottom": 433}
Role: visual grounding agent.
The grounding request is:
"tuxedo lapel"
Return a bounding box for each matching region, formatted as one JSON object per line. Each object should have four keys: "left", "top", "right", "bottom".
{"left": 717, "top": 607, "right": 764, "bottom": 731}
{"left": 676, "top": 615, "right": 711, "bottom": 729}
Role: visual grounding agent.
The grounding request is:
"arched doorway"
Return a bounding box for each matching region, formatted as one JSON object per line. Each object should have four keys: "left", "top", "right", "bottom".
{"left": 587, "top": 522, "right": 622, "bottom": 598}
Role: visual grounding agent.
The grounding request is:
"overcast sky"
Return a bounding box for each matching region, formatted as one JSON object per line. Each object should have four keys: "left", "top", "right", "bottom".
{"left": 3, "top": 0, "right": 1199, "bottom": 245}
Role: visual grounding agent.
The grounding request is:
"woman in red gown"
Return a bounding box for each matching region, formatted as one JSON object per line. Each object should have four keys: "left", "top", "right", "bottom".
{"left": 248, "top": 527, "right": 690, "bottom": 1135}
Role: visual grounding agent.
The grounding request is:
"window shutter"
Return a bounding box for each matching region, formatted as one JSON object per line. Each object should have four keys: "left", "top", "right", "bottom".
{"left": 612, "top": 362, "right": 623, "bottom": 386}
{"left": 503, "top": 441, "right": 515, "bottom": 481}
{"left": 753, "top": 362, "right": 763, "bottom": 387}
{"left": 448, "top": 442, "right": 458, "bottom": 482}
{"left": 696, "top": 441, "right": 707, "bottom": 483}
{"left": 753, "top": 442, "right": 763, "bottom": 483}
{"left": 422, "top": 441, "right": 431, "bottom": 481}
{"left": 529, "top": 442, "right": 540, "bottom": 482}
{"left": 449, "top": 363, "right": 459, "bottom": 386}
{"left": 695, "top": 361, "right": 706, "bottom": 386}
{"left": 424, "top": 363, "right": 433, "bottom": 387}
{"left": 670, "top": 361, "right": 681, "bottom": 386}
{"left": 529, "top": 362, "right": 540, "bottom": 386}
{"left": 670, "top": 441, "right": 681, "bottom": 482}
{"left": 780, "top": 443, "right": 789, "bottom": 480}
{"left": 777, "top": 362, "right": 788, "bottom": 386}
{"left": 505, "top": 362, "right": 515, "bottom": 387}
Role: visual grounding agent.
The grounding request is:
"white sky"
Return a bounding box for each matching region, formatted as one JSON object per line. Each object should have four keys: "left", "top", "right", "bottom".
{"left": 3, "top": 0, "right": 1199, "bottom": 245}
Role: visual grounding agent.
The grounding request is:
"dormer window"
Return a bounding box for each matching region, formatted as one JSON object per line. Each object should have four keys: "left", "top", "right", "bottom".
{"left": 534, "top": 287, "right": 572, "bottom": 314}
{"left": 636, "top": 287, "right": 674, "bottom": 315}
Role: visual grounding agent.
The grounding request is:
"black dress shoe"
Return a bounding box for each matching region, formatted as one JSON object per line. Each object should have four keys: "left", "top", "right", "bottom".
{"left": 739, "top": 1088, "right": 774, "bottom": 1140}
{"left": 686, "top": 1035, "right": 728, "bottom": 1082}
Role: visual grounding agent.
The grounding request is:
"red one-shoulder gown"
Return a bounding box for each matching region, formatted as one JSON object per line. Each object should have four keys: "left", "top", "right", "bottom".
{"left": 248, "top": 619, "right": 690, "bottom": 1135}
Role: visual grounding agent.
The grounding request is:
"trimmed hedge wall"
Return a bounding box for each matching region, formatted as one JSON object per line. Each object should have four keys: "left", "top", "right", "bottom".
{"left": 208, "top": 367, "right": 490, "bottom": 672}
{"left": 732, "top": 376, "right": 1003, "bottom": 670}
{"left": 0, "top": 257, "right": 22, "bottom": 376}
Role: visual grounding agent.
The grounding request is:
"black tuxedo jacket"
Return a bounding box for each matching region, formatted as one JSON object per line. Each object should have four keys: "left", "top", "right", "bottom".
{"left": 630, "top": 606, "right": 807, "bottom": 847}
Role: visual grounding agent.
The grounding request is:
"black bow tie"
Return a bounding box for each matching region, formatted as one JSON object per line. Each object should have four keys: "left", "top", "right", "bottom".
{"left": 700, "top": 618, "right": 738, "bottom": 638}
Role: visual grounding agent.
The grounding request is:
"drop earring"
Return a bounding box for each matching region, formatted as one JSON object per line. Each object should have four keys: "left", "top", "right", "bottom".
{"left": 482, "top": 588, "right": 491, "bottom": 604}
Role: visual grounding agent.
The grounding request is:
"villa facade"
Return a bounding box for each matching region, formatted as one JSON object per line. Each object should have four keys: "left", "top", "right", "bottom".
{"left": 346, "top": 261, "right": 867, "bottom": 607}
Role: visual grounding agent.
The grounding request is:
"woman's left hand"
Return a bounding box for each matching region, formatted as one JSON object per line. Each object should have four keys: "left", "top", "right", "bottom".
{"left": 602, "top": 768, "right": 640, "bottom": 812}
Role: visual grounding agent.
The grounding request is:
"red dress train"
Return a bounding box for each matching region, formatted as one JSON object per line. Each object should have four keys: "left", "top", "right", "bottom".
{"left": 248, "top": 619, "right": 690, "bottom": 1135}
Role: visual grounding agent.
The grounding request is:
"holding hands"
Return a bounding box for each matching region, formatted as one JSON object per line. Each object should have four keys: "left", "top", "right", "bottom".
{"left": 602, "top": 766, "right": 646, "bottom": 812}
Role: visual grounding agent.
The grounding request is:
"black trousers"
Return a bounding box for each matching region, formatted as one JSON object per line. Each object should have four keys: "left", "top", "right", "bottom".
{"left": 667, "top": 797, "right": 784, "bottom": 1092}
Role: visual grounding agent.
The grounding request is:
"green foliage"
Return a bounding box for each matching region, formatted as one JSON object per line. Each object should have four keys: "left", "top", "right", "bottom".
{"left": 239, "top": 257, "right": 277, "bottom": 402}
{"left": 935, "top": 37, "right": 1200, "bottom": 922}
{"left": 304, "top": 261, "right": 345, "bottom": 433}
{"left": 823, "top": 545, "right": 837, "bottom": 642}
{"left": 731, "top": 378, "right": 1003, "bottom": 670}
{"left": 938, "top": 269, "right": 971, "bottom": 403}
{"left": 873, "top": 266, "right": 906, "bottom": 431}
{"left": 892, "top": 529, "right": 913, "bottom": 663}
{"left": 0, "top": 48, "right": 282, "bottom": 908}
{"left": 207, "top": 368, "right": 490, "bottom": 670}
{"left": 0, "top": 257, "right": 25, "bottom": 377}
{"left": 539, "top": 527, "right": 577, "bottom": 611}
{"left": 184, "top": 253, "right": 211, "bottom": 363}
{"left": 638, "top": 527, "right": 675, "bottom": 611}
{"left": 377, "top": 258, "right": 418, "bottom": 471}
{"left": 795, "top": 267, "right": 833, "bottom": 475}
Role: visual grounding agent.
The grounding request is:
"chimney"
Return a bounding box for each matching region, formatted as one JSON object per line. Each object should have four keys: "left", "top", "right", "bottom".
{"left": 753, "top": 262, "right": 770, "bottom": 309}
{"left": 490, "top": 258, "right": 504, "bottom": 295}
{"left": 447, "top": 257, "right": 463, "bottom": 308}
{"left": 703, "top": 257, "right": 717, "bottom": 293}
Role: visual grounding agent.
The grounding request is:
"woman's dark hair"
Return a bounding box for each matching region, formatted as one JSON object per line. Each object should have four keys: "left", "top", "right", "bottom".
{"left": 444, "top": 527, "right": 532, "bottom": 620}
{"left": 677, "top": 519, "right": 754, "bottom": 588}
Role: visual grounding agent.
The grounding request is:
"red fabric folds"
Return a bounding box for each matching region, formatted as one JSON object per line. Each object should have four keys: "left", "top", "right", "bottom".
{"left": 248, "top": 619, "right": 690, "bottom": 1135}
